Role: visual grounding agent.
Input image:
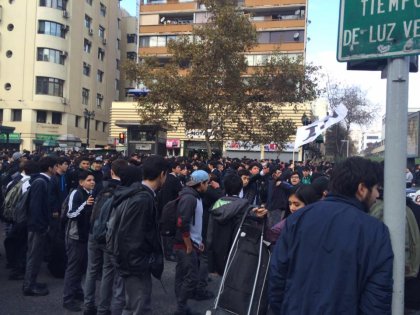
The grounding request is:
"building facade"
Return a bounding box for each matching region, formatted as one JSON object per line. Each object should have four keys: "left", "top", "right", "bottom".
{"left": 0, "top": 0, "right": 129, "bottom": 150}
{"left": 120, "top": 0, "right": 308, "bottom": 157}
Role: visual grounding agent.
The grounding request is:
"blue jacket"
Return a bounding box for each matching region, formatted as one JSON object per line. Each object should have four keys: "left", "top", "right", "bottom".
{"left": 27, "top": 173, "right": 51, "bottom": 233}
{"left": 269, "top": 195, "right": 394, "bottom": 315}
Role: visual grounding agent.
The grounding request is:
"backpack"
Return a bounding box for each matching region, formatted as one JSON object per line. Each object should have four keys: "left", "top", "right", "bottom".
{"left": 159, "top": 197, "right": 181, "bottom": 237}
{"left": 106, "top": 187, "right": 148, "bottom": 258}
{"left": 91, "top": 187, "right": 115, "bottom": 244}
{"left": 60, "top": 189, "right": 76, "bottom": 238}
{"left": 2, "top": 178, "right": 29, "bottom": 223}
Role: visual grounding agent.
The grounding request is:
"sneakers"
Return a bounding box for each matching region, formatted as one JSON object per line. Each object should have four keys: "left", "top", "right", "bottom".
{"left": 83, "top": 306, "right": 97, "bottom": 315}
{"left": 192, "top": 290, "right": 215, "bottom": 301}
{"left": 63, "top": 301, "right": 82, "bottom": 312}
{"left": 23, "top": 286, "right": 49, "bottom": 297}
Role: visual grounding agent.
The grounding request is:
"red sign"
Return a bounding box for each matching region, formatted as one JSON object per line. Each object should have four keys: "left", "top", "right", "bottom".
{"left": 166, "top": 139, "right": 180, "bottom": 149}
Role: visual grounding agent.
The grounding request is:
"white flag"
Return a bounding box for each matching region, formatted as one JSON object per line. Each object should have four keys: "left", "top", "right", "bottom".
{"left": 294, "top": 104, "right": 348, "bottom": 149}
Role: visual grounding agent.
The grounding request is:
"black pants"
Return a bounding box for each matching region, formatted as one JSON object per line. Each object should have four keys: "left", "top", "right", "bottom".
{"left": 174, "top": 250, "right": 199, "bottom": 312}
{"left": 4, "top": 223, "right": 27, "bottom": 275}
{"left": 63, "top": 239, "right": 87, "bottom": 304}
{"left": 23, "top": 230, "right": 47, "bottom": 290}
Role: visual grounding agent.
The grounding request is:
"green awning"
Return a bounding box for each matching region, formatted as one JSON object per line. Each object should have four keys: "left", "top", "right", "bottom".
{"left": 0, "top": 133, "right": 21, "bottom": 144}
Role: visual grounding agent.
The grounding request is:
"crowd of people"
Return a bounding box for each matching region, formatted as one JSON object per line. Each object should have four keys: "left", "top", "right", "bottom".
{"left": 0, "top": 149, "right": 419, "bottom": 314}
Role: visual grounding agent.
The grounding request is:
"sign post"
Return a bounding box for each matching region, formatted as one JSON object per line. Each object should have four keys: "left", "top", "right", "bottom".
{"left": 337, "top": 1, "right": 419, "bottom": 313}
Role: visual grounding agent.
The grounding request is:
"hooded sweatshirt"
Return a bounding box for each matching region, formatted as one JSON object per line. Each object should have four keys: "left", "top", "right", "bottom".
{"left": 207, "top": 196, "right": 250, "bottom": 275}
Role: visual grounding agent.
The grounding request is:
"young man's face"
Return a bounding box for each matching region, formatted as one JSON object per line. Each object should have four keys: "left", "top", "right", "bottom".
{"left": 303, "top": 170, "right": 310, "bottom": 177}
{"left": 79, "top": 160, "right": 90, "bottom": 170}
{"left": 273, "top": 170, "right": 282, "bottom": 180}
{"left": 290, "top": 174, "right": 300, "bottom": 186}
{"left": 241, "top": 175, "right": 250, "bottom": 187}
{"left": 197, "top": 180, "right": 209, "bottom": 193}
{"left": 91, "top": 162, "right": 102, "bottom": 171}
{"left": 57, "top": 162, "right": 69, "bottom": 174}
{"left": 173, "top": 165, "right": 182, "bottom": 175}
{"left": 250, "top": 166, "right": 260, "bottom": 175}
{"left": 360, "top": 184, "right": 379, "bottom": 209}
{"left": 80, "top": 175, "right": 95, "bottom": 190}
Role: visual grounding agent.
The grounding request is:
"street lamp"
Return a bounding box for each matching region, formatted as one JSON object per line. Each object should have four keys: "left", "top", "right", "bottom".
{"left": 83, "top": 109, "right": 95, "bottom": 148}
{"left": 301, "top": 113, "right": 311, "bottom": 161}
{"left": 341, "top": 139, "right": 349, "bottom": 158}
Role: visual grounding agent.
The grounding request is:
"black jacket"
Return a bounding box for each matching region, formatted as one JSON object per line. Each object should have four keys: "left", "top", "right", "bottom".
{"left": 207, "top": 196, "right": 250, "bottom": 275}
{"left": 112, "top": 182, "right": 163, "bottom": 278}
{"left": 49, "top": 173, "right": 69, "bottom": 214}
{"left": 27, "top": 173, "right": 51, "bottom": 233}
{"left": 157, "top": 173, "right": 183, "bottom": 218}
{"left": 66, "top": 186, "right": 93, "bottom": 243}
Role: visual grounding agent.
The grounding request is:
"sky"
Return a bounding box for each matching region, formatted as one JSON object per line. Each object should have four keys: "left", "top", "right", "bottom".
{"left": 120, "top": 0, "right": 420, "bottom": 127}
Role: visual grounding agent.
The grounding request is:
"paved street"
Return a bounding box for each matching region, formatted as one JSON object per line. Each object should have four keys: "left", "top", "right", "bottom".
{"left": 0, "top": 227, "right": 220, "bottom": 315}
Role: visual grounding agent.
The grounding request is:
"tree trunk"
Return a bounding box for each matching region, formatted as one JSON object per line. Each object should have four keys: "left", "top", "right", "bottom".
{"left": 205, "top": 132, "right": 212, "bottom": 160}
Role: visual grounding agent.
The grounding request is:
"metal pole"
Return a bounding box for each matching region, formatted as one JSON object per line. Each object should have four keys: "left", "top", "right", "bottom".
{"left": 383, "top": 57, "right": 409, "bottom": 315}
{"left": 346, "top": 140, "right": 349, "bottom": 158}
{"left": 86, "top": 116, "right": 91, "bottom": 148}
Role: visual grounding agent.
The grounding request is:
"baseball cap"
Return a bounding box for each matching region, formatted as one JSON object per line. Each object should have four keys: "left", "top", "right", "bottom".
{"left": 12, "top": 152, "right": 23, "bottom": 161}
{"left": 94, "top": 156, "right": 103, "bottom": 163}
{"left": 186, "top": 170, "right": 209, "bottom": 187}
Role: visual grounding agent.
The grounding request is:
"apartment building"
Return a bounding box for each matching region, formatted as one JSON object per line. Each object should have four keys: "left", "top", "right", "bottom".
{"left": 129, "top": 0, "right": 308, "bottom": 156}
{"left": 0, "top": 0, "right": 128, "bottom": 150}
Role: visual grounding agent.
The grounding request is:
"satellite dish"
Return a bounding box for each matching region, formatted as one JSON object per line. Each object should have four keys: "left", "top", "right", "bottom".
{"left": 293, "top": 32, "right": 300, "bottom": 40}
{"left": 160, "top": 17, "right": 165, "bottom": 23}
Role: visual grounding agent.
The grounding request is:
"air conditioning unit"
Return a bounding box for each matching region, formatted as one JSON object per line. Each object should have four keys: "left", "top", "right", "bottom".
{"left": 60, "top": 51, "right": 68, "bottom": 57}
{"left": 63, "top": 25, "right": 70, "bottom": 33}
{"left": 61, "top": 97, "right": 68, "bottom": 104}
{"left": 89, "top": 28, "right": 93, "bottom": 35}
{"left": 102, "top": 38, "right": 107, "bottom": 45}
{"left": 62, "top": 10, "right": 69, "bottom": 18}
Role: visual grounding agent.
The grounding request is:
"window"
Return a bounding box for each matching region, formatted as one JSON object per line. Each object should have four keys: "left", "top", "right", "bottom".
{"left": 257, "top": 30, "right": 304, "bottom": 44}
{"left": 117, "top": 18, "right": 121, "bottom": 30}
{"left": 84, "top": 117, "right": 88, "bottom": 129}
{"left": 11, "top": 109, "right": 22, "bottom": 122}
{"left": 37, "top": 47, "right": 65, "bottom": 65}
{"left": 116, "top": 59, "right": 120, "bottom": 70}
{"left": 83, "top": 62, "right": 91, "bottom": 76}
{"left": 36, "top": 76, "right": 64, "bottom": 97}
{"left": 75, "top": 115, "right": 80, "bottom": 127}
{"left": 98, "top": 25, "right": 105, "bottom": 39}
{"left": 139, "top": 35, "right": 178, "bottom": 47}
{"left": 84, "top": 39, "right": 92, "bottom": 53}
{"left": 127, "top": 52, "right": 137, "bottom": 60}
{"left": 127, "top": 34, "right": 136, "bottom": 44}
{"left": 0, "top": 109, "right": 3, "bottom": 123}
{"left": 117, "top": 38, "right": 120, "bottom": 50}
{"left": 95, "top": 120, "right": 100, "bottom": 131}
{"left": 82, "top": 88, "right": 89, "bottom": 105}
{"left": 100, "top": 3, "right": 106, "bottom": 17}
{"left": 96, "top": 93, "right": 103, "bottom": 108}
{"left": 38, "top": 20, "right": 66, "bottom": 38}
{"left": 52, "top": 112, "right": 62, "bottom": 125}
{"left": 39, "top": 0, "right": 66, "bottom": 10}
{"left": 102, "top": 122, "right": 107, "bottom": 133}
{"left": 98, "top": 48, "right": 105, "bottom": 61}
{"left": 84, "top": 15, "right": 92, "bottom": 29}
{"left": 86, "top": 0, "right": 92, "bottom": 4}
{"left": 97, "top": 70, "right": 104, "bottom": 82}
{"left": 36, "top": 110, "right": 47, "bottom": 123}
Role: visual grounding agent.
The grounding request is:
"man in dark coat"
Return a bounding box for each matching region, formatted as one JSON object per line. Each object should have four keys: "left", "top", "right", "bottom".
{"left": 269, "top": 157, "right": 394, "bottom": 314}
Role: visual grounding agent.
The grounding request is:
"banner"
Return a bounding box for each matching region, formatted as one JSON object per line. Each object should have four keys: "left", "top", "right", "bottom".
{"left": 294, "top": 104, "right": 348, "bottom": 149}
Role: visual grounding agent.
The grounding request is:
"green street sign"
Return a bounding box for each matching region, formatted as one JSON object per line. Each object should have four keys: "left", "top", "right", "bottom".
{"left": 337, "top": 0, "right": 420, "bottom": 62}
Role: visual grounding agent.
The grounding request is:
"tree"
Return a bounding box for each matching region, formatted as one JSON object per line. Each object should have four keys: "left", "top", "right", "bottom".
{"left": 125, "top": 0, "right": 320, "bottom": 154}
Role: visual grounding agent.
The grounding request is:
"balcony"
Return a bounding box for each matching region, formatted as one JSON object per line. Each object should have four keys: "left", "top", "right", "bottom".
{"left": 248, "top": 42, "right": 304, "bottom": 52}
{"left": 140, "top": 23, "right": 194, "bottom": 34}
{"left": 140, "top": 0, "right": 197, "bottom": 13}
{"left": 252, "top": 18, "right": 305, "bottom": 31}
{"left": 244, "top": 0, "right": 306, "bottom": 7}
{"left": 139, "top": 46, "right": 169, "bottom": 55}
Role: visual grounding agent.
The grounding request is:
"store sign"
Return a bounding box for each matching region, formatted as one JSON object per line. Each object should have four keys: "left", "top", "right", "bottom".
{"left": 185, "top": 129, "right": 215, "bottom": 140}
{"left": 135, "top": 143, "right": 152, "bottom": 150}
{"left": 225, "top": 141, "right": 297, "bottom": 152}
{"left": 0, "top": 133, "right": 21, "bottom": 144}
{"left": 166, "top": 139, "right": 180, "bottom": 149}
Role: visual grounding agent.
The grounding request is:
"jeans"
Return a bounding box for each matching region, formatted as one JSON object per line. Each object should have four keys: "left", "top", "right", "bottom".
{"left": 63, "top": 239, "right": 87, "bottom": 304}
{"left": 84, "top": 234, "right": 104, "bottom": 309}
{"left": 23, "top": 231, "right": 47, "bottom": 290}
{"left": 122, "top": 273, "right": 152, "bottom": 315}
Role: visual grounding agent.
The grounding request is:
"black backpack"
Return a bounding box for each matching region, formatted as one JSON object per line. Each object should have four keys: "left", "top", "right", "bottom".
{"left": 159, "top": 197, "right": 181, "bottom": 237}
{"left": 89, "top": 182, "right": 117, "bottom": 243}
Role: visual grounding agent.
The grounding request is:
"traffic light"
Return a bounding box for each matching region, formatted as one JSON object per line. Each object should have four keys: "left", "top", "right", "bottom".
{"left": 118, "top": 132, "right": 125, "bottom": 144}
